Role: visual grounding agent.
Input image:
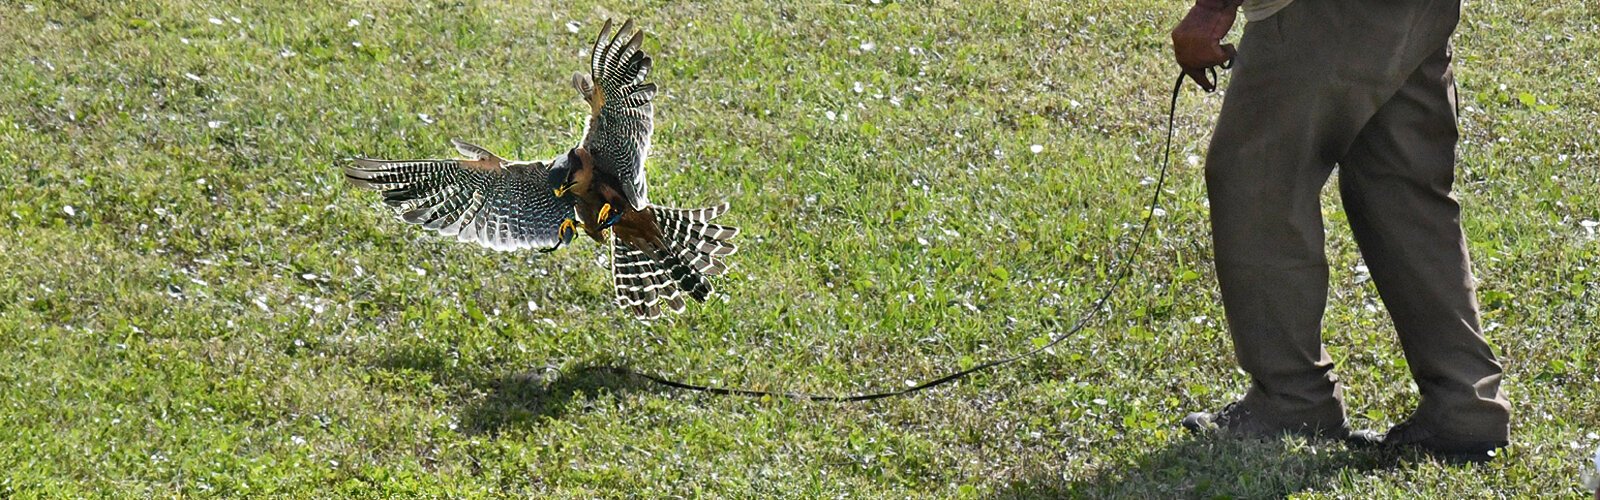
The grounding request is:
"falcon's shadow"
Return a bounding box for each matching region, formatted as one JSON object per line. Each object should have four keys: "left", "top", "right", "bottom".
{"left": 367, "top": 338, "right": 676, "bottom": 435}
{"left": 458, "top": 361, "right": 665, "bottom": 436}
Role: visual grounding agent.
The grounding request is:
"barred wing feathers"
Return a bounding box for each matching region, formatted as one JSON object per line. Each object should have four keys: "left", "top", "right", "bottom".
{"left": 344, "top": 139, "right": 574, "bottom": 252}
{"left": 578, "top": 18, "right": 656, "bottom": 208}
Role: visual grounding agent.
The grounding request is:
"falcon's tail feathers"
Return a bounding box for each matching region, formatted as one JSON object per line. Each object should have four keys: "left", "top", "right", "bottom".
{"left": 655, "top": 203, "right": 738, "bottom": 297}
{"left": 611, "top": 203, "right": 737, "bottom": 319}
{"left": 612, "top": 244, "right": 684, "bottom": 320}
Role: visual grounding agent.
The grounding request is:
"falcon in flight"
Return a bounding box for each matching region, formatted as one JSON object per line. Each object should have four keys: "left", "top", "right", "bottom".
{"left": 343, "top": 19, "right": 738, "bottom": 319}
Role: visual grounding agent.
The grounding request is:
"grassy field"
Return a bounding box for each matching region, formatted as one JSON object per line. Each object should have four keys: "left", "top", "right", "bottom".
{"left": 3, "top": 0, "right": 1598, "bottom": 497}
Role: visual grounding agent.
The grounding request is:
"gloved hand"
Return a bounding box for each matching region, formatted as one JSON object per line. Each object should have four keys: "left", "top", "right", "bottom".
{"left": 1170, "top": 0, "right": 1242, "bottom": 92}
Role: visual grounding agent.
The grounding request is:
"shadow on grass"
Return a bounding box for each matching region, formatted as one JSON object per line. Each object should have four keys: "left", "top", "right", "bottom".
{"left": 366, "top": 346, "right": 669, "bottom": 436}
{"left": 458, "top": 362, "right": 668, "bottom": 436}
{"left": 994, "top": 436, "right": 1403, "bottom": 498}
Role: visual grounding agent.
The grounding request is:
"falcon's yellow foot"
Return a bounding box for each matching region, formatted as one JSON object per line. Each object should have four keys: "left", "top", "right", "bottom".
{"left": 542, "top": 219, "right": 582, "bottom": 253}
{"left": 598, "top": 203, "right": 621, "bottom": 228}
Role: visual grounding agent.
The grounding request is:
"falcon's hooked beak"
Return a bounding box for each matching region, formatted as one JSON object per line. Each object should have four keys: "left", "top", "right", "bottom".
{"left": 552, "top": 182, "right": 574, "bottom": 198}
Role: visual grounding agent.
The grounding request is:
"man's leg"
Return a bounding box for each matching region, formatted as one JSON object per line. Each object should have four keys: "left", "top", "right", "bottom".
{"left": 1337, "top": 44, "right": 1511, "bottom": 445}
{"left": 1189, "top": 0, "right": 1461, "bottom": 436}
{"left": 1198, "top": 1, "right": 1348, "bottom": 434}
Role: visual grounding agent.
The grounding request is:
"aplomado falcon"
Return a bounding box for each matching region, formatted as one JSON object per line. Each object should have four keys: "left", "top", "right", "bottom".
{"left": 344, "top": 19, "right": 737, "bottom": 320}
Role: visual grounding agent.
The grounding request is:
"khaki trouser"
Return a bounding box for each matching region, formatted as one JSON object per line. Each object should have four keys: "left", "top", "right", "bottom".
{"left": 1206, "top": 0, "right": 1510, "bottom": 440}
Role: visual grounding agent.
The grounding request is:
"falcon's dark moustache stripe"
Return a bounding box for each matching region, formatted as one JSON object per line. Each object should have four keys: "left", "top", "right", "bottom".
{"left": 596, "top": 71, "right": 1196, "bottom": 401}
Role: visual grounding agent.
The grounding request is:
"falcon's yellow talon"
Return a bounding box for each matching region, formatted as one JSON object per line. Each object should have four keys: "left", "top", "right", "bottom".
{"left": 598, "top": 203, "right": 613, "bottom": 221}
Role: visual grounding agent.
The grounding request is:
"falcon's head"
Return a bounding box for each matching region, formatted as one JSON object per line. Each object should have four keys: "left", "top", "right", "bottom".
{"left": 548, "top": 153, "right": 577, "bottom": 199}
{"left": 549, "top": 148, "right": 593, "bottom": 199}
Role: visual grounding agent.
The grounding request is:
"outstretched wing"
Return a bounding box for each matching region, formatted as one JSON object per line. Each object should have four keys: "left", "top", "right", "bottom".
{"left": 344, "top": 139, "right": 575, "bottom": 252}
{"left": 577, "top": 18, "right": 656, "bottom": 208}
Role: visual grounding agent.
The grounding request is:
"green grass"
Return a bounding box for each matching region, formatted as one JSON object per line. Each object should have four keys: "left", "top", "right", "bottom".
{"left": 2, "top": 0, "right": 1598, "bottom": 497}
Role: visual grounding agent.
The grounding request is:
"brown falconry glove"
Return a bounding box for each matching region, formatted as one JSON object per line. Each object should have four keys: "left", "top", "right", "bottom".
{"left": 1170, "top": 0, "right": 1242, "bottom": 92}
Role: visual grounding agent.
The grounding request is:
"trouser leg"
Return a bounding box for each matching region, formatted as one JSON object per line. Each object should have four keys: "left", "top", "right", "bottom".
{"left": 1205, "top": 0, "right": 1360, "bottom": 428}
{"left": 1337, "top": 45, "right": 1510, "bottom": 441}
{"left": 1203, "top": 0, "right": 1466, "bottom": 429}
{"left": 1205, "top": 16, "right": 1345, "bottom": 428}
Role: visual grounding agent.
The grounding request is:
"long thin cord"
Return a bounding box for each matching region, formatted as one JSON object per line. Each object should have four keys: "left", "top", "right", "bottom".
{"left": 603, "top": 72, "right": 1191, "bottom": 402}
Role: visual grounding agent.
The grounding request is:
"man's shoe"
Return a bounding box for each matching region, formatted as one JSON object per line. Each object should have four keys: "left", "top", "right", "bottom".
{"left": 1381, "top": 418, "right": 1508, "bottom": 463}
{"left": 1182, "top": 401, "right": 1354, "bottom": 442}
